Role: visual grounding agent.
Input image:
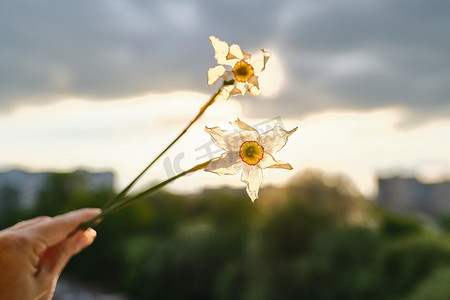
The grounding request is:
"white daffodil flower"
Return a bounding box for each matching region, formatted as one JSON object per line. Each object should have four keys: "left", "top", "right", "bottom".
{"left": 204, "top": 119, "right": 297, "bottom": 202}
{"left": 207, "top": 36, "right": 271, "bottom": 100}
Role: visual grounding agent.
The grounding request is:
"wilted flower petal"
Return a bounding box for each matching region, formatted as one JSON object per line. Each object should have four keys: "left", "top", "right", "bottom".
{"left": 247, "top": 75, "right": 259, "bottom": 88}
{"left": 259, "top": 154, "right": 293, "bottom": 170}
{"left": 260, "top": 126, "right": 298, "bottom": 154}
{"left": 247, "top": 84, "right": 261, "bottom": 96}
{"left": 205, "top": 126, "right": 241, "bottom": 152}
{"left": 208, "top": 36, "right": 271, "bottom": 99}
{"left": 205, "top": 152, "right": 243, "bottom": 175}
{"left": 232, "top": 119, "right": 259, "bottom": 142}
{"left": 258, "top": 153, "right": 278, "bottom": 168}
{"left": 231, "top": 118, "right": 258, "bottom": 132}
{"left": 252, "top": 49, "right": 271, "bottom": 73}
{"left": 204, "top": 119, "right": 297, "bottom": 202}
{"left": 221, "top": 85, "right": 233, "bottom": 100}
{"left": 241, "top": 164, "right": 263, "bottom": 202}
{"left": 228, "top": 44, "right": 243, "bottom": 60}
{"left": 234, "top": 82, "right": 247, "bottom": 95}
{"left": 227, "top": 86, "right": 243, "bottom": 98}
{"left": 266, "top": 160, "right": 293, "bottom": 170}
{"left": 209, "top": 36, "right": 231, "bottom": 66}
{"left": 207, "top": 66, "right": 226, "bottom": 86}
{"left": 247, "top": 75, "right": 261, "bottom": 96}
{"left": 229, "top": 44, "right": 251, "bottom": 61}
{"left": 239, "top": 130, "right": 259, "bottom": 144}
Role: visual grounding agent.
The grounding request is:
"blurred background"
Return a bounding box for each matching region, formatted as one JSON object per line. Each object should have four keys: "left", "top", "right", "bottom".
{"left": 1, "top": 0, "right": 450, "bottom": 299}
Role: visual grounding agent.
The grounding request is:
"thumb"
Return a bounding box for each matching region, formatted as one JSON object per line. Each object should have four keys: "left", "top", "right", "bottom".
{"left": 37, "top": 228, "right": 97, "bottom": 279}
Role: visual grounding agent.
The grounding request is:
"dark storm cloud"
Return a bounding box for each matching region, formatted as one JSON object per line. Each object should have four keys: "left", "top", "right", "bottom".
{"left": 254, "top": 0, "right": 450, "bottom": 122}
{"left": 0, "top": 0, "right": 211, "bottom": 107}
{"left": 0, "top": 0, "right": 449, "bottom": 123}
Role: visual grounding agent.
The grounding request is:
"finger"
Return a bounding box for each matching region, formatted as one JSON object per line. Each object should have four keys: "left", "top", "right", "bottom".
{"left": 30, "top": 208, "right": 101, "bottom": 255}
{"left": 37, "top": 228, "right": 97, "bottom": 279}
{"left": 9, "top": 216, "right": 52, "bottom": 231}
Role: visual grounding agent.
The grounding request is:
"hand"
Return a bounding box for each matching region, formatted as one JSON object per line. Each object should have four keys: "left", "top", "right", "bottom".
{"left": 0, "top": 208, "right": 100, "bottom": 300}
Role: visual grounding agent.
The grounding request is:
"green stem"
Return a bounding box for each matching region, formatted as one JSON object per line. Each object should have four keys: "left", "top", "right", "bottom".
{"left": 101, "top": 84, "right": 226, "bottom": 210}
{"left": 70, "top": 159, "right": 213, "bottom": 236}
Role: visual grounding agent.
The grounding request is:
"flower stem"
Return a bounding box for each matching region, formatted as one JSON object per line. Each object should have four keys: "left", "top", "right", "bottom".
{"left": 101, "top": 84, "right": 226, "bottom": 210}
{"left": 69, "top": 159, "right": 213, "bottom": 236}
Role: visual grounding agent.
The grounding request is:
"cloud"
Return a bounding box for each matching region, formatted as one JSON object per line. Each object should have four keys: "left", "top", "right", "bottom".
{"left": 0, "top": 0, "right": 449, "bottom": 124}
{"left": 2, "top": 94, "right": 449, "bottom": 197}
{"left": 260, "top": 0, "right": 450, "bottom": 123}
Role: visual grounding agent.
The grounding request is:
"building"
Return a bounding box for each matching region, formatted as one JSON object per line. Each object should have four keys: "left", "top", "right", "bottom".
{"left": 377, "top": 176, "right": 450, "bottom": 217}
{"left": 0, "top": 169, "right": 114, "bottom": 209}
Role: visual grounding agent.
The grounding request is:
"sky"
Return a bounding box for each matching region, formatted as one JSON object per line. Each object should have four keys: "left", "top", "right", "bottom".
{"left": 1, "top": 0, "right": 449, "bottom": 198}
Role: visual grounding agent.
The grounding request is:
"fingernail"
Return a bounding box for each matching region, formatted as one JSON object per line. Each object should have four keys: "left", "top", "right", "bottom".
{"left": 75, "top": 228, "right": 97, "bottom": 252}
{"left": 88, "top": 208, "right": 102, "bottom": 215}
{"left": 85, "top": 228, "right": 97, "bottom": 239}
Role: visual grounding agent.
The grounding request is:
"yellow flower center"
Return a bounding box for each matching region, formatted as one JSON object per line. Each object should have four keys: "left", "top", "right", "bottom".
{"left": 239, "top": 141, "right": 264, "bottom": 166}
{"left": 232, "top": 60, "right": 254, "bottom": 82}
